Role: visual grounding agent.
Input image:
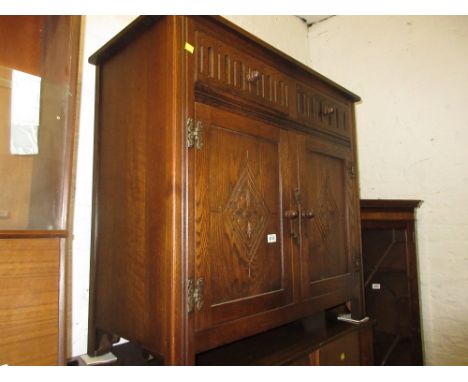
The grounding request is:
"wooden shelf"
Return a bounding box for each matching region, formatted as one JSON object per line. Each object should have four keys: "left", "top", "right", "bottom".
{"left": 196, "top": 315, "right": 373, "bottom": 366}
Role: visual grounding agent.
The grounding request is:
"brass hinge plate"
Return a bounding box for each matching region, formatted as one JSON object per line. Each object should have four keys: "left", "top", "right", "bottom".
{"left": 187, "top": 118, "right": 204, "bottom": 149}
{"left": 353, "top": 252, "right": 361, "bottom": 271}
{"left": 187, "top": 279, "right": 195, "bottom": 313}
{"left": 194, "top": 278, "right": 204, "bottom": 311}
{"left": 187, "top": 278, "right": 204, "bottom": 313}
{"left": 348, "top": 162, "right": 356, "bottom": 178}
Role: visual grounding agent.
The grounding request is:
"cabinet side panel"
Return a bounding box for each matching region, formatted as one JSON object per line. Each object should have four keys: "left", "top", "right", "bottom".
{"left": 92, "top": 19, "right": 173, "bottom": 358}
{"left": 348, "top": 104, "right": 365, "bottom": 318}
{"left": 145, "top": 16, "right": 185, "bottom": 363}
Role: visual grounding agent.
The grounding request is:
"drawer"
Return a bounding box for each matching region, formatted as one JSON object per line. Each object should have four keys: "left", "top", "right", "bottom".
{"left": 295, "top": 82, "right": 351, "bottom": 137}
{"left": 194, "top": 30, "right": 290, "bottom": 115}
{"left": 312, "top": 331, "right": 360, "bottom": 366}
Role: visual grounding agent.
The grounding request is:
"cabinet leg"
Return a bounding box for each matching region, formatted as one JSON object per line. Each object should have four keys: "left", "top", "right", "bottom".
{"left": 88, "top": 328, "right": 120, "bottom": 356}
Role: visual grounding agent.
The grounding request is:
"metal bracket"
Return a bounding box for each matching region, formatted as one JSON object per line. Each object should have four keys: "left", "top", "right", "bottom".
{"left": 353, "top": 252, "right": 361, "bottom": 271}
{"left": 293, "top": 188, "right": 301, "bottom": 207}
{"left": 187, "top": 278, "right": 204, "bottom": 313}
{"left": 291, "top": 188, "right": 302, "bottom": 246}
{"left": 194, "top": 278, "right": 204, "bottom": 311}
{"left": 187, "top": 118, "right": 204, "bottom": 149}
{"left": 337, "top": 313, "right": 369, "bottom": 325}
{"left": 187, "top": 279, "right": 195, "bottom": 313}
{"left": 348, "top": 162, "right": 356, "bottom": 178}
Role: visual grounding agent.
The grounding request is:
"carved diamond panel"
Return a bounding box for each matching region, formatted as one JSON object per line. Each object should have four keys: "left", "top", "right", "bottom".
{"left": 224, "top": 165, "right": 270, "bottom": 273}
{"left": 314, "top": 175, "right": 339, "bottom": 243}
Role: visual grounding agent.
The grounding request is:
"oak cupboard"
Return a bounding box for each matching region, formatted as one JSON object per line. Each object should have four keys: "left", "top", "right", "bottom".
{"left": 88, "top": 16, "right": 366, "bottom": 365}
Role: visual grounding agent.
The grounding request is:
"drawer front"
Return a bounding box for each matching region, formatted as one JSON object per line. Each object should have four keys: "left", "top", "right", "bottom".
{"left": 295, "top": 83, "right": 351, "bottom": 138}
{"left": 195, "top": 30, "right": 290, "bottom": 115}
{"left": 314, "top": 331, "right": 360, "bottom": 366}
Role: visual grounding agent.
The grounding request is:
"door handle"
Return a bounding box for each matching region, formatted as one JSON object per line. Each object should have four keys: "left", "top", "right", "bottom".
{"left": 290, "top": 231, "right": 300, "bottom": 246}
{"left": 286, "top": 188, "right": 302, "bottom": 246}
{"left": 284, "top": 209, "right": 300, "bottom": 245}
{"left": 301, "top": 210, "right": 315, "bottom": 219}
{"left": 284, "top": 210, "right": 299, "bottom": 219}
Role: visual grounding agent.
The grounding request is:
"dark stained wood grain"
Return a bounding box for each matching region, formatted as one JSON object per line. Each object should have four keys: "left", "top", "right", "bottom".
{"left": 89, "top": 16, "right": 360, "bottom": 103}
{"left": 88, "top": 15, "right": 365, "bottom": 365}
{"left": 348, "top": 94, "right": 365, "bottom": 320}
{"left": 361, "top": 200, "right": 423, "bottom": 222}
{"left": 193, "top": 102, "right": 293, "bottom": 333}
{"left": 361, "top": 199, "right": 423, "bottom": 210}
{"left": 313, "top": 330, "right": 360, "bottom": 365}
{"left": 297, "top": 132, "right": 354, "bottom": 302}
{"left": 194, "top": 81, "right": 353, "bottom": 148}
{"left": 88, "top": 16, "right": 189, "bottom": 364}
{"left": 90, "top": 17, "right": 165, "bottom": 357}
{"left": 88, "top": 16, "right": 162, "bottom": 65}
{"left": 195, "top": 29, "right": 290, "bottom": 115}
{"left": 358, "top": 320, "right": 375, "bottom": 366}
{"left": 194, "top": 288, "right": 354, "bottom": 353}
{"left": 295, "top": 81, "right": 351, "bottom": 138}
{"left": 196, "top": 315, "right": 373, "bottom": 365}
{"left": 208, "top": 16, "right": 361, "bottom": 102}
{"left": 361, "top": 199, "right": 423, "bottom": 365}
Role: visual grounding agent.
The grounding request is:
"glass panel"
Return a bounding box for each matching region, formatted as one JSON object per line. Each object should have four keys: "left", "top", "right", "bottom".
{"left": 0, "top": 16, "right": 77, "bottom": 230}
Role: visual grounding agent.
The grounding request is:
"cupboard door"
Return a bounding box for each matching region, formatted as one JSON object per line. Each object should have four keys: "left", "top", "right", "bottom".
{"left": 298, "top": 134, "right": 354, "bottom": 300}
{"left": 192, "top": 103, "right": 293, "bottom": 332}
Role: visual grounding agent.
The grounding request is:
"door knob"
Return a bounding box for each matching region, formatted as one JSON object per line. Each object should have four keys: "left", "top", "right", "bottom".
{"left": 301, "top": 210, "right": 315, "bottom": 219}
{"left": 246, "top": 70, "right": 260, "bottom": 83}
{"left": 284, "top": 210, "right": 299, "bottom": 219}
{"left": 322, "top": 105, "right": 335, "bottom": 116}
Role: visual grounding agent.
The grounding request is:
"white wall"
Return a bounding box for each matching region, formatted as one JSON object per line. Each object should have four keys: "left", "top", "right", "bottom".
{"left": 223, "top": 15, "right": 310, "bottom": 65}
{"left": 71, "top": 15, "right": 309, "bottom": 358}
{"left": 308, "top": 16, "right": 468, "bottom": 365}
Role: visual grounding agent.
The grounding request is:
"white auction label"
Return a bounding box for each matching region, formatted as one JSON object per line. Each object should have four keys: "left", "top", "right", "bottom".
{"left": 267, "top": 234, "right": 277, "bottom": 243}
{"left": 372, "top": 283, "right": 381, "bottom": 290}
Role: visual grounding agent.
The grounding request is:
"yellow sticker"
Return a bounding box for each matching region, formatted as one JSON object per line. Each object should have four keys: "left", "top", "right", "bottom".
{"left": 184, "top": 42, "right": 194, "bottom": 54}
{"left": 340, "top": 352, "right": 346, "bottom": 361}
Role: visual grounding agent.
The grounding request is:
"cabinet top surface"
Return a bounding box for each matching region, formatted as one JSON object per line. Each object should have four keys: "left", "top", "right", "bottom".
{"left": 361, "top": 199, "right": 423, "bottom": 211}
{"left": 88, "top": 15, "right": 361, "bottom": 103}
